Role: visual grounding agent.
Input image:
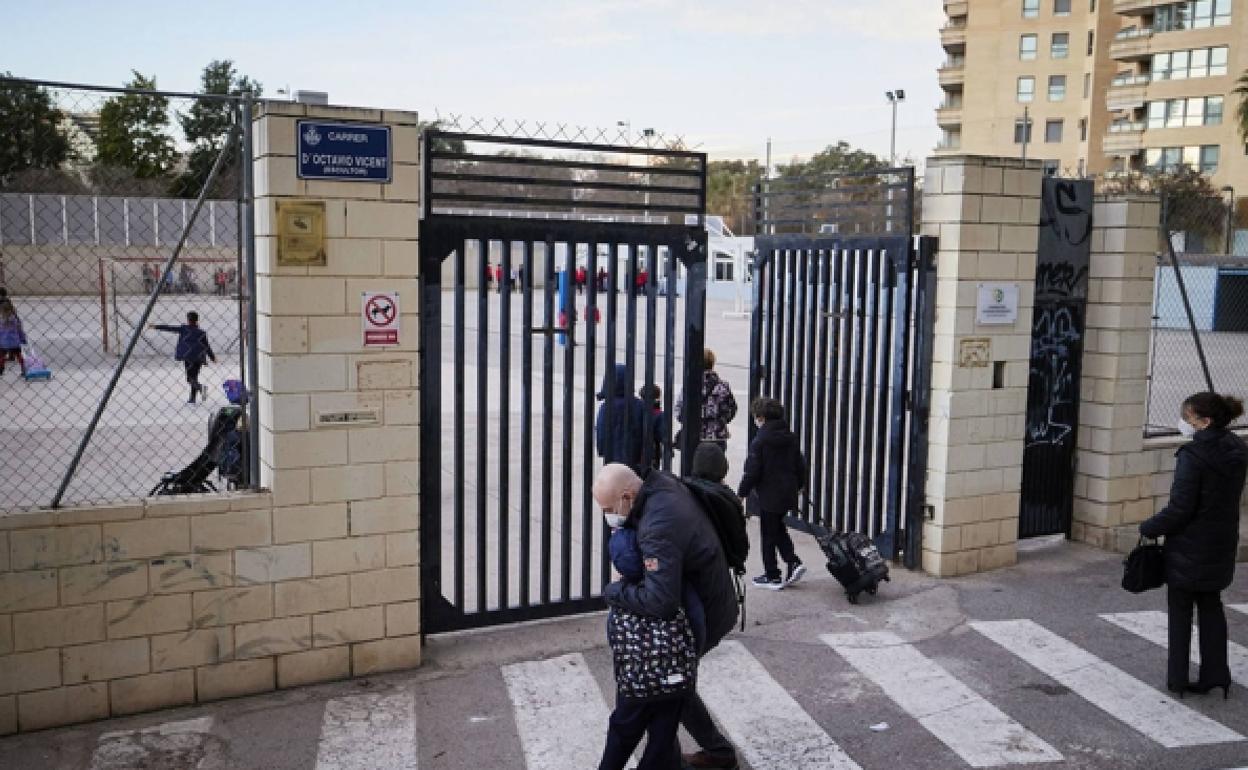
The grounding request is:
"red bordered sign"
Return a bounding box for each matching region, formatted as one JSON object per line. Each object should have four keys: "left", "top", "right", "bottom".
{"left": 361, "top": 291, "right": 400, "bottom": 347}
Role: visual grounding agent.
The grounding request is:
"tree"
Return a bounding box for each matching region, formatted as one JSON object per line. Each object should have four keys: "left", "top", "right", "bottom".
{"left": 170, "top": 60, "right": 261, "bottom": 198}
{"left": 1235, "top": 68, "right": 1248, "bottom": 144}
{"left": 95, "top": 71, "right": 176, "bottom": 180}
{"left": 1102, "top": 167, "right": 1226, "bottom": 252}
{"left": 0, "top": 73, "right": 70, "bottom": 186}
{"left": 707, "top": 160, "right": 765, "bottom": 234}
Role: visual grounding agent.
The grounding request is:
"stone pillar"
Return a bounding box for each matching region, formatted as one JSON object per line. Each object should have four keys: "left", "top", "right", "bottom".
{"left": 253, "top": 102, "right": 423, "bottom": 673}
{"left": 919, "top": 156, "right": 1043, "bottom": 577}
{"left": 1071, "top": 196, "right": 1162, "bottom": 550}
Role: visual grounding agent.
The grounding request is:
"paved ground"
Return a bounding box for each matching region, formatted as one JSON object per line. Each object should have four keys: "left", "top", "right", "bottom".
{"left": 2, "top": 537, "right": 1247, "bottom": 770}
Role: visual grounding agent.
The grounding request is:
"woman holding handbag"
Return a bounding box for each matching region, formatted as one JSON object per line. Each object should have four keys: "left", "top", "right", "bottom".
{"left": 1139, "top": 392, "right": 1246, "bottom": 698}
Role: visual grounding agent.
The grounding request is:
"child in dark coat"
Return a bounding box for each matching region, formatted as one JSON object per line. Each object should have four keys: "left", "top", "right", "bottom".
{"left": 738, "top": 397, "right": 808, "bottom": 590}
{"left": 152, "top": 311, "right": 216, "bottom": 404}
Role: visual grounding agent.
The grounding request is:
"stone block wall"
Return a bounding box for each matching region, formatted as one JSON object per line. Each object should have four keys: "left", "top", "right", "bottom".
{"left": 1072, "top": 196, "right": 1248, "bottom": 553}
{"left": 918, "top": 156, "right": 1044, "bottom": 577}
{"left": 0, "top": 101, "right": 423, "bottom": 736}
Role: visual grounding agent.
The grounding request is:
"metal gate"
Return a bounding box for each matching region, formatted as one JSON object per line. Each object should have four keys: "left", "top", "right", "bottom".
{"left": 1019, "top": 177, "right": 1094, "bottom": 538}
{"left": 419, "top": 130, "right": 708, "bottom": 634}
{"left": 749, "top": 169, "right": 935, "bottom": 567}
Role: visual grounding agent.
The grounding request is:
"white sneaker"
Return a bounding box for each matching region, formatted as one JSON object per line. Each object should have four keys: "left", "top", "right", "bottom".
{"left": 785, "top": 562, "right": 807, "bottom": 587}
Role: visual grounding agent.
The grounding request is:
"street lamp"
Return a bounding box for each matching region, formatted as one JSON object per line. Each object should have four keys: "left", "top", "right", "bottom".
{"left": 885, "top": 90, "right": 906, "bottom": 166}
{"left": 1223, "top": 185, "right": 1236, "bottom": 255}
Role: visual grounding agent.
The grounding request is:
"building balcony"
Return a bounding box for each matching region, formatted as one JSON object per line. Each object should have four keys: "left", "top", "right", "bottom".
{"left": 1106, "top": 76, "right": 1149, "bottom": 112}
{"left": 936, "top": 106, "right": 963, "bottom": 127}
{"left": 938, "top": 63, "right": 965, "bottom": 87}
{"left": 935, "top": 140, "right": 963, "bottom": 154}
{"left": 945, "top": 1, "right": 969, "bottom": 16}
{"left": 1109, "top": 28, "right": 1154, "bottom": 61}
{"left": 941, "top": 24, "right": 967, "bottom": 49}
{"left": 1114, "top": 0, "right": 1166, "bottom": 14}
{"left": 1103, "top": 122, "right": 1146, "bottom": 153}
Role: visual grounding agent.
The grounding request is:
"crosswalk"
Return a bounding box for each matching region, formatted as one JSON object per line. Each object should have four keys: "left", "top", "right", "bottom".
{"left": 72, "top": 609, "right": 1248, "bottom": 770}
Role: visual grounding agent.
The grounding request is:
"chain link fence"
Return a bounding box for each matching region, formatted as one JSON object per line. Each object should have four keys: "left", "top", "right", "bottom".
{"left": 0, "top": 77, "right": 256, "bottom": 512}
{"left": 1146, "top": 189, "right": 1247, "bottom": 435}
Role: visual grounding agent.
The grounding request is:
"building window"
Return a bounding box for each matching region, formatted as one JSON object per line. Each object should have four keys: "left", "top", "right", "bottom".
{"left": 1089, "top": 0, "right": 1096, "bottom": 10}
{"left": 1154, "top": 0, "right": 1233, "bottom": 32}
{"left": 1200, "top": 145, "right": 1220, "bottom": 174}
{"left": 1055, "top": 0, "right": 1071, "bottom": 14}
{"left": 1083, "top": 73, "right": 1091, "bottom": 98}
{"left": 1078, "top": 158, "right": 1086, "bottom": 176}
{"left": 1048, "top": 75, "right": 1066, "bottom": 101}
{"left": 1042, "top": 159, "right": 1060, "bottom": 176}
{"left": 1204, "top": 96, "right": 1223, "bottom": 126}
{"left": 1045, "top": 120, "right": 1064, "bottom": 142}
{"left": 1051, "top": 32, "right": 1069, "bottom": 58}
{"left": 1018, "top": 76, "right": 1036, "bottom": 102}
{"left": 1170, "top": 50, "right": 1190, "bottom": 80}
{"left": 1014, "top": 118, "right": 1034, "bottom": 144}
{"left": 1087, "top": 30, "right": 1094, "bottom": 55}
{"left": 1155, "top": 46, "right": 1229, "bottom": 80}
{"left": 1020, "top": 34, "right": 1038, "bottom": 60}
{"left": 1079, "top": 118, "right": 1088, "bottom": 141}
{"left": 1211, "top": 46, "right": 1229, "bottom": 76}
{"left": 1023, "top": 0, "right": 1039, "bottom": 17}
{"left": 714, "top": 256, "right": 734, "bottom": 282}
{"left": 1147, "top": 101, "right": 1166, "bottom": 129}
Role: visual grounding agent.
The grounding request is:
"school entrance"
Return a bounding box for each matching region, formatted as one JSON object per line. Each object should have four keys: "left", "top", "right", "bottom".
{"left": 418, "top": 130, "right": 709, "bottom": 634}
{"left": 748, "top": 169, "right": 937, "bottom": 568}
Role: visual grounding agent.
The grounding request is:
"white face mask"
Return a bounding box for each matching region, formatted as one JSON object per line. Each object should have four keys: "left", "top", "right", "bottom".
{"left": 604, "top": 513, "right": 626, "bottom": 529}
{"left": 1177, "top": 419, "right": 1197, "bottom": 438}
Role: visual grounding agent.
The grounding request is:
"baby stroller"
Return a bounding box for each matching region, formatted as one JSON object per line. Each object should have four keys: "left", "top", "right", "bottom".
{"left": 150, "top": 405, "right": 245, "bottom": 496}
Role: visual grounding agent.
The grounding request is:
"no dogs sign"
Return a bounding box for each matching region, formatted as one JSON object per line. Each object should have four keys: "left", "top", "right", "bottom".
{"left": 361, "top": 291, "right": 400, "bottom": 347}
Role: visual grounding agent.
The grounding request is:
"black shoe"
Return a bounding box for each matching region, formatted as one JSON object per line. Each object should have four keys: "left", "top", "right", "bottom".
{"left": 1166, "top": 682, "right": 1189, "bottom": 699}
{"left": 785, "top": 561, "right": 807, "bottom": 586}
{"left": 751, "top": 574, "right": 784, "bottom": 591}
{"left": 1189, "top": 680, "right": 1232, "bottom": 699}
{"left": 682, "top": 750, "right": 740, "bottom": 769}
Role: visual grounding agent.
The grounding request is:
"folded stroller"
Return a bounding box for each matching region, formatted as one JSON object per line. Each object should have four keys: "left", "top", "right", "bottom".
{"left": 150, "top": 406, "right": 244, "bottom": 496}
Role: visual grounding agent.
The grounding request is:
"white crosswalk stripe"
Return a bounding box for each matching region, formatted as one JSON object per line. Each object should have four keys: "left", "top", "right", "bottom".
{"left": 502, "top": 652, "right": 612, "bottom": 770}
{"left": 1229, "top": 603, "right": 1248, "bottom": 617}
{"left": 314, "top": 689, "right": 418, "bottom": 770}
{"left": 699, "top": 640, "right": 863, "bottom": 769}
{"left": 1100, "top": 610, "right": 1248, "bottom": 684}
{"left": 971, "top": 619, "right": 1243, "bottom": 748}
{"left": 822, "top": 631, "right": 1062, "bottom": 767}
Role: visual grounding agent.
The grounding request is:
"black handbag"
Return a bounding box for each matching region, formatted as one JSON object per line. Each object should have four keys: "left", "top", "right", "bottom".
{"left": 1122, "top": 537, "right": 1166, "bottom": 593}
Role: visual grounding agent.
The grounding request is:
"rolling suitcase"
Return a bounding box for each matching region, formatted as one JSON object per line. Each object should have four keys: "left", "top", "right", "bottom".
{"left": 817, "top": 531, "right": 890, "bottom": 603}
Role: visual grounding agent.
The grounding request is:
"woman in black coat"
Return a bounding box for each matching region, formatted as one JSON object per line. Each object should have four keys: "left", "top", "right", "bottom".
{"left": 1139, "top": 391, "right": 1246, "bottom": 698}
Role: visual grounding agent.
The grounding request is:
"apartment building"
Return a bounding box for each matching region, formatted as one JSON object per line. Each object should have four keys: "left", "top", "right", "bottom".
{"left": 938, "top": 0, "right": 1245, "bottom": 190}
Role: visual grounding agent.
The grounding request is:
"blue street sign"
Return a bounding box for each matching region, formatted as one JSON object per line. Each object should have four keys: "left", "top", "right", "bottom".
{"left": 296, "top": 120, "right": 392, "bottom": 182}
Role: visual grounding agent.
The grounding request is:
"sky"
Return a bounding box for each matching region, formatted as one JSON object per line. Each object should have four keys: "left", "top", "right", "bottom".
{"left": 6, "top": 0, "right": 945, "bottom": 168}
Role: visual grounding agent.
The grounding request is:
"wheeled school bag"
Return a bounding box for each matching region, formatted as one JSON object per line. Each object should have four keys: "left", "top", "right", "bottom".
{"left": 21, "top": 344, "right": 51, "bottom": 381}
{"left": 817, "top": 531, "right": 890, "bottom": 604}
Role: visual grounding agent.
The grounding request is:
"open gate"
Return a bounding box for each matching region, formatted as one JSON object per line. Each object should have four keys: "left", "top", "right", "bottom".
{"left": 749, "top": 169, "right": 936, "bottom": 567}
{"left": 419, "top": 131, "right": 708, "bottom": 634}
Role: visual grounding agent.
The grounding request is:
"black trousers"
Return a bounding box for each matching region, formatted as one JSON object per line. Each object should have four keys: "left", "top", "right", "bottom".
{"left": 759, "top": 508, "right": 798, "bottom": 580}
{"left": 184, "top": 361, "right": 203, "bottom": 387}
{"left": 680, "top": 688, "right": 733, "bottom": 757}
{"left": 599, "top": 697, "right": 684, "bottom": 770}
{"left": 1167, "top": 585, "right": 1230, "bottom": 687}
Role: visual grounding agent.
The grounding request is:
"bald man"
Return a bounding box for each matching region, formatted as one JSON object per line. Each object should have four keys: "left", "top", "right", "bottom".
{"left": 595, "top": 463, "right": 740, "bottom": 770}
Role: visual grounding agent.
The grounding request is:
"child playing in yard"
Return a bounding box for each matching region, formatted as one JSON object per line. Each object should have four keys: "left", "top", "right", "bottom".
{"left": 598, "top": 501, "right": 703, "bottom": 769}
{"left": 151, "top": 311, "right": 216, "bottom": 403}
{"left": 0, "top": 299, "right": 28, "bottom": 378}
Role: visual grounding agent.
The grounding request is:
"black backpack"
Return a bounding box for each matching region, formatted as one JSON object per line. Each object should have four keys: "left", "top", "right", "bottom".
{"left": 682, "top": 477, "right": 750, "bottom": 630}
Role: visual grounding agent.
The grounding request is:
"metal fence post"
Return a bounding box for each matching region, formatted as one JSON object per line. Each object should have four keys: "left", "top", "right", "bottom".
{"left": 241, "top": 95, "right": 261, "bottom": 490}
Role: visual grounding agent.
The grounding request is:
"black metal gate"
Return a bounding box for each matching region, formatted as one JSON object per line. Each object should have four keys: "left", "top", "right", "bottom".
{"left": 749, "top": 169, "right": 936, "bottom": 568}
{"left": 419, "top": 131, "right": 708, "bottom": 634}
{"left": 1019, "top": 177, "right": 1094, "bottom": 538}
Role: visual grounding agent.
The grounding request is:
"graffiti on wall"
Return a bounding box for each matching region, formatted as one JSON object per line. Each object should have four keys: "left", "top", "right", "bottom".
{"left": 1020, "top": 177, "right": 1094, "bottom": 538}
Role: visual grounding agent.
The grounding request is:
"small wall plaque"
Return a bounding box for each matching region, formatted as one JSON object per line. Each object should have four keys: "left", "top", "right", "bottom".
{"left": 276, "top": 200, "right": 327, "bottom": 266}
{"left": 315, "top": 409, "right": 380, "bottom": 428}
{"left": 958, "top": 337, "right": 992, "bottom": 368}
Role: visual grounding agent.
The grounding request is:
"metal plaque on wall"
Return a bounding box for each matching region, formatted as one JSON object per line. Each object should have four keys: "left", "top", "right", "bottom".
{"left": 276, "top": 200, "right": 327, "bottom": 267}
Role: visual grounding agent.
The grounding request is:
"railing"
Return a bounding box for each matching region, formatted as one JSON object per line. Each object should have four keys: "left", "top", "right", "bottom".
{"left": 1111, "top": 73, "right": 1152, "bottom": 87}
{"left": 1108, "top": 121, "right": 1146, "bottom": 133}
{"left": 1114, "top": 27, "right": 1154, "bottom": 40}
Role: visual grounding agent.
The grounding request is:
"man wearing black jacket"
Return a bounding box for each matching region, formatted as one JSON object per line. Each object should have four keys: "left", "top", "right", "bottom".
{"left": 738, "top": 397, "right": 808, "bottom": 590}
{"left": 596, "top": 463, "right": 740, "bottom": 770}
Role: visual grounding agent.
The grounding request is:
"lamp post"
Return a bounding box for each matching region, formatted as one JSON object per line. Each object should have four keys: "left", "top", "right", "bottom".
{"left": 885, "top": 90, "right": 906, "bottom": 166}
{"left": 1223, "top": 185, "right": 1236, "bottom": 255}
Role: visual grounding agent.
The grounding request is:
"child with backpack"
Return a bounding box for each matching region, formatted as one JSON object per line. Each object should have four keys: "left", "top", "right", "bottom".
{"left": 0, "top": 299, "right": 27, "bottom": 378}
{"left": 599, "top": 505, "right": 702, "bottom": 770}
{"left": 738, "top": 397, "right": 808, "bottom": 590}
{"left": 639, "top": 383, "right": 668, "bottom": 469}
{"left": 151, "top": 311, "right": 216, "bottom": 403}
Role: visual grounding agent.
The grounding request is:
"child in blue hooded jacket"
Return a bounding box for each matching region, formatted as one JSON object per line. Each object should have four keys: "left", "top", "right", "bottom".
{"left": 151, "top": 311, "right": 216, "bottom": 403}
